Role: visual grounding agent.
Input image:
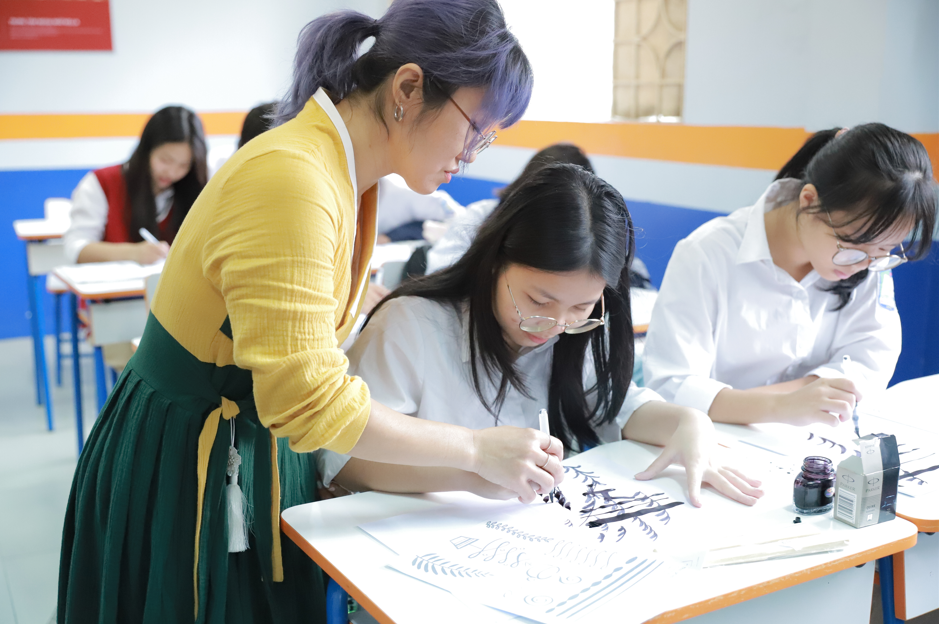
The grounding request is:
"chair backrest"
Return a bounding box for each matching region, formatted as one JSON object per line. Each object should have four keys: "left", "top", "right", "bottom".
{"left": 45, "top": 197, "right": 72, "bottom": 223}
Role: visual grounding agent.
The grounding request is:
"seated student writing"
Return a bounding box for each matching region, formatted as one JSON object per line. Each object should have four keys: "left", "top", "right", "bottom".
{"left": 644, "top": 124, "right": 936, "bottom": 427}
{"left": 63, "top": 105, "right": 208, "bottom": 265}
{"left": 319, "top": 164, "right": 763, "bottom": 507}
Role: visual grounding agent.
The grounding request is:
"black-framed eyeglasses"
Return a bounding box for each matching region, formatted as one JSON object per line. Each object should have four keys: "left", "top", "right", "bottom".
{"left": 433, "top": 79, "right": 497, "bottom": 157}
{"left": 825, "top": 210, "right": 907, "bottom": 272}
{"left": 506, "top": 280, "right": 605, "bottom": 335}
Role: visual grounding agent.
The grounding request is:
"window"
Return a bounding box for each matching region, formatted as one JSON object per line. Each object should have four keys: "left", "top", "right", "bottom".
{"left": 613, "top": 0, "right": 687, "bottom": 122}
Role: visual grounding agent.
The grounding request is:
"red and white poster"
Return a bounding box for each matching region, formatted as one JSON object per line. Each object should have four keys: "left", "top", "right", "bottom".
{"left": 0, "top": 0, "right": 112, "bottom": 51}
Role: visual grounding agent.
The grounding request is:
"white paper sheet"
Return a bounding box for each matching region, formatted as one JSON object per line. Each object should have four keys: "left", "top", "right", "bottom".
{"left": 360, "top": 453, "right": 689, "bottom": 623}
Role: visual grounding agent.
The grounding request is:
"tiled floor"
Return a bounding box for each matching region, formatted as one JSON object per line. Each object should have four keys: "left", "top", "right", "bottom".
{"left": 0, "top": 334, "right": 936, "bottom": 624}
{"left": 0, "top": 336, "right": 98, "bottom": 624}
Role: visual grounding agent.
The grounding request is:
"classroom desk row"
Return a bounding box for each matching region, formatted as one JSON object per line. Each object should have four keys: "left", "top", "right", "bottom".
{"left": 282, "top": 378, "right": 939, "bottom": 624}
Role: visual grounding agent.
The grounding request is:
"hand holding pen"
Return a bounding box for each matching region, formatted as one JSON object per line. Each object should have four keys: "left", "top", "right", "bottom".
{"left": 841, "top": 355, "right": 862, "bottom": 437}
{"left": 136, "top": 227, "right": 170, "bottom": 264}
{"left": 538, "top": 409, "right": 570, "bottom": 509}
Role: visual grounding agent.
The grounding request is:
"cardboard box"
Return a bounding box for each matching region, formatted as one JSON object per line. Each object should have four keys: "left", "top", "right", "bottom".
{"left": 833, "top": 434, "right": 900, "bottom": 528}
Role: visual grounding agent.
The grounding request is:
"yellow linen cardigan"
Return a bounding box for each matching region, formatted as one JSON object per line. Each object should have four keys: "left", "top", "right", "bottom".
{"left": 152, "top": 95, "right": 376, "bottom": 455}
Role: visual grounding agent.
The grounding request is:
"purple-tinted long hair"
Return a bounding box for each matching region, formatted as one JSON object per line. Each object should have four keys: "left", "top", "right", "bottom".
{"left": 274, "top": 0, "right": 532, "bottom": 157}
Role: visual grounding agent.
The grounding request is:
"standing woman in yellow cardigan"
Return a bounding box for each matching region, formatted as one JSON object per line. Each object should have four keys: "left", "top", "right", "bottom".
{"left": 57, "top": 1, "right": 563, "bottom": 622}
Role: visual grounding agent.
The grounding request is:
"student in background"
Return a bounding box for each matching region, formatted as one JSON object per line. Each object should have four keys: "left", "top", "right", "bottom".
{"left": 238, "top": 102, "right": 278, "bottom": 148}
{"left": 644, "top": 124, "right": 936, "bottom": 427}
{"left": 320, "top": 164, "right": 764, "bottom": 507}
{"left": 63, "top": 105, "right": 207, "bottom": 264}
{"left": 376, "top": 173, "right": 463, "bottom": 243}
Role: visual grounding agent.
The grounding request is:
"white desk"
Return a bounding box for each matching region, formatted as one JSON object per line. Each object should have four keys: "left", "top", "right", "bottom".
{"left": 52, "top": 262, "right": 157, "bottom": 454}
{"left": 13, "top": 217, "right": 69, "bottom": 432}
{"left": 283, "top": 440, "right": 916, "bottom": 624}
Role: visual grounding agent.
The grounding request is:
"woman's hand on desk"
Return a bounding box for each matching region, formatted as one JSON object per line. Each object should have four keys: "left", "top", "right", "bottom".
{"left": 471, "top": 427, "right": 565, "bottom": 504}
{"left": 627, "top": 405, "right": 764, "bottom": 507}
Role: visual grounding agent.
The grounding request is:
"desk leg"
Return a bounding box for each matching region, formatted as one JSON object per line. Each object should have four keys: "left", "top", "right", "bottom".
{"left": 879, "top": 555, "right": 904, "bottom": 624}
{"left": 25, "top": 262, "right": 42, "bottom": 406}
{"left": 325, "top": 579, "right": 350, "bottom": 624}
{"left": 54, "top": 292, "right": 63, "bottom": 387}
{"left": 70, "top": 294, "right": 84, "bottom": 455}
{"left": 33, "top": 276, "right": 54, "bottom": 431}
{"left": 94, "top": 346, "right": 107, "bottom": 412}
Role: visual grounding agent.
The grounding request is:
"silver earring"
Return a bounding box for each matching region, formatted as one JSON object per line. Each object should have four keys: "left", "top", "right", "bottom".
{"left": 393, "top": 104, "right": 404, "bottom": 122}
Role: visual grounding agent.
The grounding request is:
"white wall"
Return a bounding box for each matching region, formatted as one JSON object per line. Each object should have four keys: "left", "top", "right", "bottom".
{"left": 501, "top": 0, "right": 615, "bottom": 123}
{"left": 684, "top": 0, "right": 939, "bottom": 132}
{"left": 0, "top": 0, "right": 388, "bottom": 115}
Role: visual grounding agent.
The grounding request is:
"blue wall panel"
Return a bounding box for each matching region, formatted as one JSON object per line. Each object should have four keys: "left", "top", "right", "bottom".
{"left": 1, "top": 169, "right": 88, "bottom": 340}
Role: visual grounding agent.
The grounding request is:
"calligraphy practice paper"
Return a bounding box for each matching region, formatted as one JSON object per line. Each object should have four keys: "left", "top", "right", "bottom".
{"left": 360, "top": 454, "right": 690, "bottom": 623}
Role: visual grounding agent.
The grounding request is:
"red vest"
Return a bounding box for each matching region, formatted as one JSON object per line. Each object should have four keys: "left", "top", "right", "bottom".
{"left": 93, "top": 164, "right": 177, "bottom": 243}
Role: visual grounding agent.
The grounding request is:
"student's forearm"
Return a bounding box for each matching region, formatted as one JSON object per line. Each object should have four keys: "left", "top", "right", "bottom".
{"left": 77, "top": 242, "right": 139, "bottom": 263}
{"left": 346, "top": 399, "right": 477, "bottom": 472}
{"left": 623, "top": 401, "right": 701, "bottom": 446}
{"left": 707, "top": 388, "right": 782, "bottom": 424}
{"left": 747, "top": 376, "right": 818, "bottom": 394}
{"left": 334, "top": 459, "right": 486, "bottom": 495}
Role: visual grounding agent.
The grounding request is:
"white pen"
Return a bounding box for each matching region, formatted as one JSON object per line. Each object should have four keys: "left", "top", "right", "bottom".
{"left": 538, "top": 409, "right": 568, "bottom": 509}
{"left": 138, "top": 227, "right": 160, "bottom": 245}
{"left": 842, "top": 355, "right": 861, "bottom": 438}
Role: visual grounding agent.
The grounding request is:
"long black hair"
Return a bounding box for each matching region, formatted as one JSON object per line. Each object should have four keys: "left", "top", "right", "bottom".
{"left": 775, "top": 123, "right": 936, "bottom": 309}
{"left": 125, "top": 106, "right": 207, "bottom": 242}
{"left": 370, "top": 163, "right": 635, "bottom": 451}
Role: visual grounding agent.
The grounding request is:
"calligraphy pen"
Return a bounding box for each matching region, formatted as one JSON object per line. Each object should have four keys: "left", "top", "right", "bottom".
{"left": 842, "top": 355, "right": 861, "bottom": 438}
{"left": 538, "top": 409, "right": 570, "bottom": 510}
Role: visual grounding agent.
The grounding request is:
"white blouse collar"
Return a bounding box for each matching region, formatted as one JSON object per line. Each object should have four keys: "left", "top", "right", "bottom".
{"left": 312, "top": 87, "right": 357, "bottom": 196}
{"left": 736, "top": 178, "right": 802, "bottom": 265}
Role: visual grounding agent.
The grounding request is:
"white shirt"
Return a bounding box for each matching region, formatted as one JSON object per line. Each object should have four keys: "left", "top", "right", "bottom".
{"left": 425, "top": 198, "right": 498, "bottom": 273}
{"left": 643, "top": 179, "right": 902, "bottom": 414}
{"left": 63, "top": 169, "right": 174, "bottom": 263}
{"left": 318, "top": 296, "right": 663, "bottom": 486}
{"left": 376, "top": 174, "right": 463, "bottom": 236}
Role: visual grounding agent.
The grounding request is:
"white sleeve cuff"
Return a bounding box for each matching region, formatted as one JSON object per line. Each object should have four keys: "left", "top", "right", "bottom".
{"left": 614, "top": 383, "right": 665, "bottom": 431}
{"left": 673, "top": 376, "right": 731, "bottom": 414}
{"left": 807, "top": 365, "right": 845, "bottom": 381}
{"left": 315, "top": 449, "right": 352, "bottom": 488}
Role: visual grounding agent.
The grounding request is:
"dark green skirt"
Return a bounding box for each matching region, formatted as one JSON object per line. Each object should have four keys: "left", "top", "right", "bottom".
{"left": 58, "top": 313, "right": 327, "bottom": 623}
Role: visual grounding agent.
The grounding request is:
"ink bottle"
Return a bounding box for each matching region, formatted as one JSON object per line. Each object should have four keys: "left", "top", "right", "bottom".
{"left": 793, "top": 456, "right": 835, "bottom": 515}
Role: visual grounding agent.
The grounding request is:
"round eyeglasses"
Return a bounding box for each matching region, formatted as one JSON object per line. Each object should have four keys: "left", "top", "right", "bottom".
{"left": 833, "top": 242, "right": 907, "bottom": 271}
{"left": 506, "top": 281, "right": 605, "bottom": 335}
{"left": 826, "top": 210, "right": 907, "bottom": 272}
{"left": 436, "top": 82, "right": 497, "bottom": 157}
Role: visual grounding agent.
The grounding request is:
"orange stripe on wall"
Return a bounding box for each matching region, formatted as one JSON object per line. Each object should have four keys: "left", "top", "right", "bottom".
{"left": 498, "top": 121, "right": 813, "bottom": 171}
{"left": 0, "top": 112, "right": 936, "bottom": 172}
{"left": 0, "top": 112, "right": 246, "bottom": 140}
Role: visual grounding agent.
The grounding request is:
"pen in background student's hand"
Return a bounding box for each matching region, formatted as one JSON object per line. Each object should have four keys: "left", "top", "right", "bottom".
{"left": 138, "top": 227, "right": 160, "bottom": 245}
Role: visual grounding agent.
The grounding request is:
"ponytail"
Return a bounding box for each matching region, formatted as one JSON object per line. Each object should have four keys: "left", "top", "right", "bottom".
{"left": 275, "top": 12, "right": 379, "bottom": 125}
{"left": 775, "top": 128, "right": 841, "bottom": 181}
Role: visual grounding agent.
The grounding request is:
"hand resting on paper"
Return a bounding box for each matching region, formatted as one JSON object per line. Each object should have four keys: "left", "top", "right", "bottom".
{"left": 624, "top": 403, "right": 764, "bottom": 507}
